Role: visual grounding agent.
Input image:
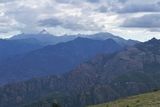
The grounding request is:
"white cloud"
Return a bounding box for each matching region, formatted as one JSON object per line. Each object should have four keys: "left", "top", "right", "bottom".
{"left": 0, "top": 0, "right": 160, "bottom": 41}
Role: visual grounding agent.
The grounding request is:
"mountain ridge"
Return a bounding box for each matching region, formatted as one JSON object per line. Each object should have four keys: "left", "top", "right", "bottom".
{"left": 10, "top": 32, "right": 139, "bottom": 46}
{"left": 0, "top": 38, "right": 159, "bottom": 107}
{"left": 0, "top": 38, "right": 43, "bottom": 61}
{"left": 0, "top": 37, "right": 122, "bottom": 85}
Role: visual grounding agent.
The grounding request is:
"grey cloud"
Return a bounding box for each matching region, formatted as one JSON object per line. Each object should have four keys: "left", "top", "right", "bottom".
{"left": 121, "top": 14, "right": 160, "bottom": 28}
{"left": 55, "top": 0, "right": 99, "bottom": 4}
{"left": 39, "top": 18, "right": 62, "bottom": 27}
{"left": 117, "top": 0, "right": 128, "bottom": 3}
{"left": 62, "top": 21, "right": 103, "bottom": 31}
{"left": 0, "top": 27, "right": 13, "bottom": 33}
{"left": 5, "top": 4, "right": 44, "bottom": 33}
{"left": 55, "top": 0, "right": 70, "bottom": 3}
{"left": 150, "top": 28, "right": 160, "bottom": 32}
{"left": 39, "top": 17, "right": 103, "bottom": 31}
{"left": 55, "top": 0, "right": 83, "bottom": 4}
{"left": 1, "top": 0, "right": 160, "bottom": 39}
{"left": 96, "top": 6, "right": 108, "bottom": 13}
{"left": 117, "top": 2, "right": 160, "bottom": 13}
{"left": 87, "top": 0, "right": 99, "bottom": 3}
{"left": 96, "top": 0, "right": 160, "bottom": 14}
{"left": 0, "top": 0, "right": 17, "bottom": 3}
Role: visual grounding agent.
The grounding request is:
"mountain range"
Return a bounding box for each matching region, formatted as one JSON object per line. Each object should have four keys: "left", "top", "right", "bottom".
{"left": 10, "top": 30, "right": 138, "bottom": 46}
{"left": 10, "top": 30, "right": 75, "bottom": 45}
{"left": 0, "top": 31, "right": 139, "bottom": 85}
{"left": 0, "top": 38, "right": 159, "bottom": 107}
{"left": 0, "top": 37, "right": 122, "bottom": 85}
{"left": 0, "top": 38, "right": 43, "bottom": 61}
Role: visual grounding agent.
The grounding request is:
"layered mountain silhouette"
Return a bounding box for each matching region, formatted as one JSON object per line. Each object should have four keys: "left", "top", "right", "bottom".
{"left": 81, "top": 32, "right": 139, "bottom": 46}
{"left": 10, "top": 30, "right": 76, "bottom": 45}
{"left": 10, "top": 31, "right": 138, "bottom": 46}
{"left": 0, "top": 38, "right": 159, "bottom": 107}
{"left": 0, "top": 37, "right": 122, "bottom": 85}
{"left": 0, "top": 38, "right": 43, "bottom": 61}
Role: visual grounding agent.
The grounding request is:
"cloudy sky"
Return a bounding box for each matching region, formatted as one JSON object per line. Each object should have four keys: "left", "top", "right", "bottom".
{"left": 0, "top": 0, "right": 160, "bottom": 41}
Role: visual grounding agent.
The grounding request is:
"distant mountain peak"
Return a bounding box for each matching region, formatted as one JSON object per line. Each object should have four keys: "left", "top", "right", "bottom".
{"left": 150, "top": 37, "right": 158, "bottom": 41}
{"left": 146, "top": 37, "right": 159, "bottom": 44}
{"left": 39, "top": 29, "right": 49, "bottom": 35}
{"left": 75, "top": 37, "right": 89, "bottom": 40}
{"left": 136, "top": 37, "right": 160, "bottom": 53}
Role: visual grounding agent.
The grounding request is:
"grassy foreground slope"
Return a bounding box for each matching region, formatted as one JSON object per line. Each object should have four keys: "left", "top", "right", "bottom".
{"left": 88, "top": 90, "right": 160, "bottom": 107}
